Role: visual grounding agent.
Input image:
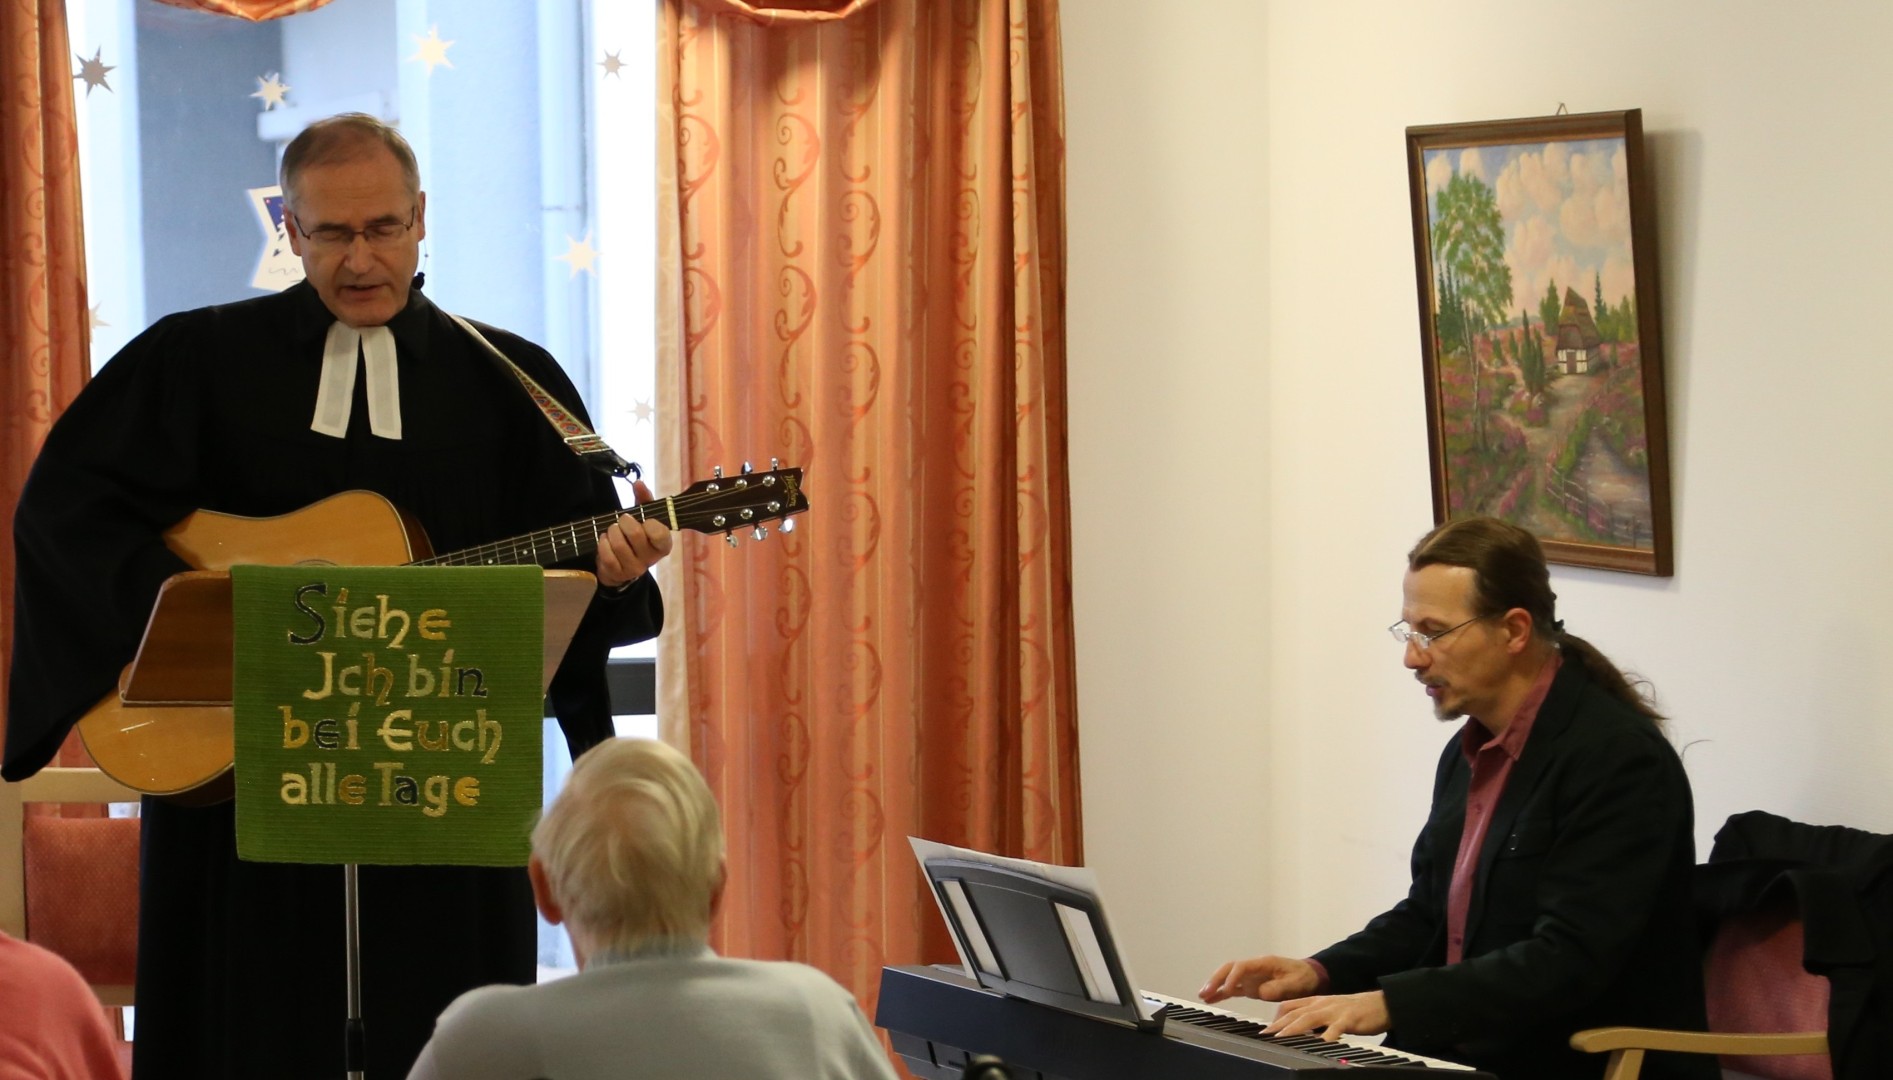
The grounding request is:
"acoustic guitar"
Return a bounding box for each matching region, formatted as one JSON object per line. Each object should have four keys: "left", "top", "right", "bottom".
{"left": 76, "top": 466, "right": 806, "bottom": 802}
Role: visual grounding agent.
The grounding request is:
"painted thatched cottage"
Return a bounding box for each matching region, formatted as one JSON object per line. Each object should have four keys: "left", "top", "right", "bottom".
{"left": 1555, "top": 287, "right": 1603, "bottom": 374}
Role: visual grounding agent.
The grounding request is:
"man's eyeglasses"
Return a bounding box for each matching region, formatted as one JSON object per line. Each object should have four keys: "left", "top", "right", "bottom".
{"left": 291, "top": 207, "right": 417, "bottom": 250}
{"left": 1388, "top": 615, "right": 1487, "bottom": 651}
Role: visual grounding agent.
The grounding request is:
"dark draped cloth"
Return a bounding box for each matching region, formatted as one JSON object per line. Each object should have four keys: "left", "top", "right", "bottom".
{"left": 5, "top": 281, "right": 662, "bottom": 1079}
{"left": 1699, "top": 812, "right": 1893, "bottom": 1080}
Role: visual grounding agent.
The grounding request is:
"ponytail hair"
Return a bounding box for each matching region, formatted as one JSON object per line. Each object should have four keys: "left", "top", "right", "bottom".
{"left": 1549, "top": 630, "right": 1665, "bottom": 726}
{"left": 1408, "top": 517, "right": 1664, "bottom": 725}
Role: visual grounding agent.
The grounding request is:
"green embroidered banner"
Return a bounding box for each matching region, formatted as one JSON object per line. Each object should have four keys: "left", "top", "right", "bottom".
{"left": 232, "top": 565, "right": 544, "bottom": 866}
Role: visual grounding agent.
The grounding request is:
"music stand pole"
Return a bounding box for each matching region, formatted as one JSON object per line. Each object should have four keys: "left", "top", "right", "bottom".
{"left": 344, "top": 863, "right": 367, "bottom": 1079}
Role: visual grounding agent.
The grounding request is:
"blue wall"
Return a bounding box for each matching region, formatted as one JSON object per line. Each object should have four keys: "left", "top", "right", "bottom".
{"left": 135, "top": 4, "right": 282, "bottom": 319}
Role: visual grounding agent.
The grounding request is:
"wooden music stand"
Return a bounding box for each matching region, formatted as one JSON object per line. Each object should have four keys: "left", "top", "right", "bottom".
{"left": 115, "top": 567, "right": 598, "bottom": 1080}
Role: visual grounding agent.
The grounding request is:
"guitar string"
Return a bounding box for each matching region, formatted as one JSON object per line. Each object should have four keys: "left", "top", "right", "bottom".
{"left": 415, "top": 475, "right": 804, "bottom": 566}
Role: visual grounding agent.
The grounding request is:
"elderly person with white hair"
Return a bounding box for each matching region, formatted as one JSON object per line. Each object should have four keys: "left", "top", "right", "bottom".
{"left": 406, "top": 738, "right": 897, "bottom": 1080}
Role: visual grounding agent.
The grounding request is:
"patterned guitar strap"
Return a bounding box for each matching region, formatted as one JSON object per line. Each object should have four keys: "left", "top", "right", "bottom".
{"left": 448, "top": 311, "right": 646, "bottom": 480}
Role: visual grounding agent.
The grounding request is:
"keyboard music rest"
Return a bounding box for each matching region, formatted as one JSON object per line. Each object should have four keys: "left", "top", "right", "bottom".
{"left": 877, "top": 965, "right": 1499, "bottom": 1080}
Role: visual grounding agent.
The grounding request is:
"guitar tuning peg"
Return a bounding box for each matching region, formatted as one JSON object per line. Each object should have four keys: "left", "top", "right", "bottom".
{"left": 741, "top": 461, "right": 754, "bottom": 475}
{"left": 752, "top": 525, "right": 768, "bottom": 541}
{"left": 780, "top": 517, "right": 795, "bottom": 534}
{"left": 712, "top": 465, "right": 723, "bottom": 479}
{"left": 770, "top": 457, "right": 780, "bottom": 470}
{"left": 725, "top": 533, "right": 740, "bottom": 548}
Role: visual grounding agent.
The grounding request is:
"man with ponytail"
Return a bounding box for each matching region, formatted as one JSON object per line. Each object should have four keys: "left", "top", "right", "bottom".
{"left": 1203, "top": 518, "right": 1714, "bottom": 1080}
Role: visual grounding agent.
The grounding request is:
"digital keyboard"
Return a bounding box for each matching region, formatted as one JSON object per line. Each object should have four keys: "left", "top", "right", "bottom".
{"left": 877, "top": 965, "right": 1497, "bottom": 1079}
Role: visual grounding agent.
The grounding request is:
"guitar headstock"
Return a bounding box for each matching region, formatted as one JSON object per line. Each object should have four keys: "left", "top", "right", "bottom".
{"left": 663, "top": 463, "right": 808, "bottom": 542}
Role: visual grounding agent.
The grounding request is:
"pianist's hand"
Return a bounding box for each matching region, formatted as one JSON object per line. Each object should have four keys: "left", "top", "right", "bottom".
{"left": 1262, "top": 990, "right": 1390, "bottom": 1042}
{"left": 1198, "top": 955, "right": 1320, "bottom": 1004}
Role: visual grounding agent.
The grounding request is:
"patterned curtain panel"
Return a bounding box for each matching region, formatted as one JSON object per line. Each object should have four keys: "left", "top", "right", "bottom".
{"left": 687, "top": 0, "right": 887, "bottom": 22}
{"left": 0, "top": 0, "right": 90, "bottom": 769}
{"left": 148, "top": 0, "right": 334, "bottom": 21}
{"left": 656, "top": 0, "right": 1078, "bottom": 1011}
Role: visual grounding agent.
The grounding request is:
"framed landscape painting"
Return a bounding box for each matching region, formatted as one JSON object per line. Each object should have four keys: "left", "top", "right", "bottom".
{"left": 1406, "top": 109, "right": 1673, "bottom": 575}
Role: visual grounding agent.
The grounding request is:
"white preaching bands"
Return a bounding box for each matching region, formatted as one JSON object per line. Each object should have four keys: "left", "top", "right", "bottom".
{"left": 310, "top": 322, "right": 402, "bottom": 439}
{"left": 307, "top": 315, "right": 677, "bottom": 530}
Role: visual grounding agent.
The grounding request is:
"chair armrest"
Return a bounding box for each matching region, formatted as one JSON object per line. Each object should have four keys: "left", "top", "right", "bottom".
{"left": 0, "top": 782, "right": 23, "bottom": 936}
{"left": 18, "top": 767, "right": 143, "bottom": 804}
{"left": 1571, "top": 1026, "right": 1827, "bottom": 1056}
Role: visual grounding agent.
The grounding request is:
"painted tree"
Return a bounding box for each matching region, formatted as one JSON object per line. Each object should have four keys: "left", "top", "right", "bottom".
{"left": 1436, "top": 270, "right": 1466, "bottom": 355}
{"left": 1518, "top": 307, "right": 1545, "bottom": 395}
{"left": 1433, "top": 172, "right": 1513, "bottom": 450}
{"left": 1540, "top": 280, "right": 1562, "bottom": 344}
{"left": 1593, "top": 271, "right": 1608, "bottom": 339}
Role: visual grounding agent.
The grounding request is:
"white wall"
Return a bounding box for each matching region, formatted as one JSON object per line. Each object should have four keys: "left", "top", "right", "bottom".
{"left": 1066, "top": 0, "right": 1893, "bottom": 1008}
{"left": 1065, "top": 0, "right": 1273, "bottom": 1005}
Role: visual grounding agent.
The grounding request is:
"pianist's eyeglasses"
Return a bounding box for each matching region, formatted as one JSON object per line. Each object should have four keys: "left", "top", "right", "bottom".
{"left": 1387, "top": 615, "right": 1488, "bottom": 651}
{"left": 291, "top": 207, "right": 419, "bottom": 250}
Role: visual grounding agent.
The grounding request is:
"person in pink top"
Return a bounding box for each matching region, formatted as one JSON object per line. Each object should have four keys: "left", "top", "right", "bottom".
{"left": 0, "top": 931, "right": 123, "bottom": 1080}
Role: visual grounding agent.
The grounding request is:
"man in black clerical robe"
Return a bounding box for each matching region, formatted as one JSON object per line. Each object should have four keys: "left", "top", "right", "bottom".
{"left": 3, "top": 113, "right": 670, "bottom": 1080}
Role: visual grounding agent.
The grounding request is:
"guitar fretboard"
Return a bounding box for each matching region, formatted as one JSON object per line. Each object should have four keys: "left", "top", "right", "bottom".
{"left": 412, "top": 510, "right": 632, "bottom": 568}
{"left": 406, "top": 467, "right": 802, "bottom": 568}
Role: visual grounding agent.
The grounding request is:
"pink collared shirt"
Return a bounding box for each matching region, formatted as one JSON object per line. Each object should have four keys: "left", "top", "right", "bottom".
{"left": 1443, "top": 653, "right": 1561, "bottom": 963}
{"left": 1302, "top": 653, "right": 1564, "bottom": 993}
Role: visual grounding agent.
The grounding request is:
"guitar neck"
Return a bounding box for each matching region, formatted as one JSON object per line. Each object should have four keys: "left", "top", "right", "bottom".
{"left": 407, "top": 466, "right": 805, "bottom": 568}
{"left": 411, "top": 510, "right": 629, "bottom": 569}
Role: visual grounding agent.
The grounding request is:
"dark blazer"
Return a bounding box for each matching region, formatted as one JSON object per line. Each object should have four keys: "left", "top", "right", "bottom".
{"left": 1313, "top": 660, "right": 1715, "bottom": 1080}
{"left": 1698, "top": 810, "right": 1893, "bottom": 1080}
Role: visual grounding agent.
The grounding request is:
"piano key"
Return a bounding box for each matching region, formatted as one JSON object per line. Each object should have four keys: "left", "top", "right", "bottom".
{"left": 1143, "top": 989, "right": 1474, "bottom": 1070}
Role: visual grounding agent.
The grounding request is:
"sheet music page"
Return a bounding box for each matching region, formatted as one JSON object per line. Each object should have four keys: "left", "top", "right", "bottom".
{"left": 908, "top": 837, "right": 1156, "bottom": 1020}
{"left": 910, "top": 837, "right": 978, "bottom": 977}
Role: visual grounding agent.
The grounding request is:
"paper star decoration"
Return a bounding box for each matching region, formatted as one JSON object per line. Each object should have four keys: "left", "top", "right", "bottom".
{"left": 408, "top": 25, "right": 455, "bottom": 75}
{"left": 631, "top": 397, "right": 655, "bottom": 425}
{"left": 555, "top": 231, "right": 600, "bottom": 278}
{"left": 599, "top": 50, "right": 625, "bottom": 79}
{"left": 89, "top": 304, "right": 109, "bottom": 330}
{"left": 74, "top": 48, "right": 115, "bottom": 96}
{"left": 251, "top": 72, "right": 291, "bottom": 110}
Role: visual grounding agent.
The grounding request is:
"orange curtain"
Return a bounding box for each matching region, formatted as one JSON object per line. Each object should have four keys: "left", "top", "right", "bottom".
{"left": 1, "top": 0, "right": 91, "bottom": 767}
{"left": 656, "top": 0, "right": 1078, "bottom": 1013}
{"left": 148, "top": 0, "right": 334, "bottom": 21}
